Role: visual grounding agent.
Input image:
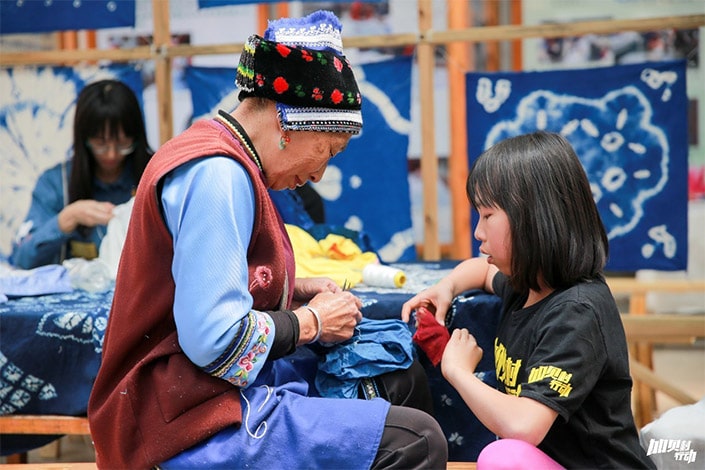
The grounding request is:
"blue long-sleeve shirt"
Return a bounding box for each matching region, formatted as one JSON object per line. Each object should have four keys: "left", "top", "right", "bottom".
{"left": 11, "top": 160, "right": 136, "bottom": 269}
{"left": 160, "top": 156, "right": 273, "bottom": 386}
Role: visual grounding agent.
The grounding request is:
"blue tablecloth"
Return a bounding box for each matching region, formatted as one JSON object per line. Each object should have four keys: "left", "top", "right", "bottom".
{"left": 0, "top": 262, "right": 501, "bottom": 461}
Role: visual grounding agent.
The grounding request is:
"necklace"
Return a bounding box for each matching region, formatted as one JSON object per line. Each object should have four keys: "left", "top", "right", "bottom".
{"left": 215, "top": 110, "right": 264, "bottom": 173}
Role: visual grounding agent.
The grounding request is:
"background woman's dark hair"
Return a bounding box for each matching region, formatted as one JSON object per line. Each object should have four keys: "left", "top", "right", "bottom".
{"left": 466, "top": 131, "right": 609, "bottom": 293}
{"left": 69, "top": 79, "right": 153, "bottom": 203}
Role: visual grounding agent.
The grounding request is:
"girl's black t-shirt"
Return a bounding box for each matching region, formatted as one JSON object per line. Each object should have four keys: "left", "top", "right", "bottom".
{"left": 493, "top": 273, "right": 655, "bottom": 469}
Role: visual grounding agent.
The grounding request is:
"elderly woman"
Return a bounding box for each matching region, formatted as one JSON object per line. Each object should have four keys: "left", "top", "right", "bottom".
{"left": 88, "top": 10, "right": 447, "bottom": 470}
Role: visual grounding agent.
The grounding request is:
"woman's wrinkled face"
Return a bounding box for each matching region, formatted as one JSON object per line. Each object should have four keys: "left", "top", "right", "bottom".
{"left": 474, "top": 204, "right": 512, "bottom": 275}
{"left": 268, "top": 131, "right": 350, "bottom": 191}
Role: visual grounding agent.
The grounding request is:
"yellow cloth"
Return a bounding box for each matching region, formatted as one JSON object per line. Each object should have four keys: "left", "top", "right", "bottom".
{"left": 285, "top": 224, "right": 378, "bottom": 287}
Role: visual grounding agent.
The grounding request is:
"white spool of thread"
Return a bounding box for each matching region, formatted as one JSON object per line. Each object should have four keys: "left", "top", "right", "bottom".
{"left": 362, "top": 264, "right": 406, "bottom": 288}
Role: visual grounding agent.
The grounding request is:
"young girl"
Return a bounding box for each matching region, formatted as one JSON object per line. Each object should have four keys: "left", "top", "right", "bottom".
{"left": 402, "top": 131, "right": 655, "bottom": 469}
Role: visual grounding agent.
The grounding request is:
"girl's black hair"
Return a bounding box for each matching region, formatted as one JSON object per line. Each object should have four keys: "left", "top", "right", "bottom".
{"left": 69, "top": 79, "right": 153, "bottom": 204}
{"left": 466, "top": 131, "right": 608, "bottom": 294}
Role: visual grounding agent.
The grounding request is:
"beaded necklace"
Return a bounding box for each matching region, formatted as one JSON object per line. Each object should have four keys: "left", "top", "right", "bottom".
{"left": 215, "top": 110, "right": 264, "bottom": 173}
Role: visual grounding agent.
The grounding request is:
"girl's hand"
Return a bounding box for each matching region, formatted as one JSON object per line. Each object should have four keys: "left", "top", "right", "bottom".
{"left": 400, "top": 279, "right": 454, "bottom": 325}
{"left": 441, "top": 328, "right": 483, "bottom": 385}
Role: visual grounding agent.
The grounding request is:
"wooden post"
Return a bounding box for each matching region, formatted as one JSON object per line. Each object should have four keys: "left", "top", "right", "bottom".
{"left": 257, "top": 4, "right": 269, "bottom": 35}
{"left": 152, "top": 0, "right": 173, "bottom": 145}
{"left": 417, "top": 0, "right": 440, "bottom": 260}
{"left": 484, "top": 0, "right": 499, "bottom": 71}
{"left": 447, "top": 0, "right": 472, "bottom": 260}
{"left": 275, "top": 2, "right": 289, "bottom": 20}
{"left": 59, "top": 31, "right": 78, "bottom": 50}
{"left": 630, "top": 292, "right": 655, "bottom": 428}
{"left": 510, "top": 0, "right": 522, "bottom": 71}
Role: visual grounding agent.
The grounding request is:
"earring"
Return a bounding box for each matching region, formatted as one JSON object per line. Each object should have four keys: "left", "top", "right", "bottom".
{"left": 279, "top": 134, "right": 290, "bottom": 150}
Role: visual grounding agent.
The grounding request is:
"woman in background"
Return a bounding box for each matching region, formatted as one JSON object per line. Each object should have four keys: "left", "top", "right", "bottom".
{"left": 11, "top": 79, "right": 153, "bottom": 269}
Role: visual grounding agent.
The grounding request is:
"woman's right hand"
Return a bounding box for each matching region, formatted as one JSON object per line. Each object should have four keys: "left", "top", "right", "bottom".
{"left": 58, "top": 200, "right": 115, "bottom": 233}
{"left": 299, "top": 291, "right": 362, "bottom": 345}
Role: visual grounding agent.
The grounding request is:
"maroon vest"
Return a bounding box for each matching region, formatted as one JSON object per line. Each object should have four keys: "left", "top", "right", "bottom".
{"left": 88, "top": 119, "right": 295, "bottom": 469}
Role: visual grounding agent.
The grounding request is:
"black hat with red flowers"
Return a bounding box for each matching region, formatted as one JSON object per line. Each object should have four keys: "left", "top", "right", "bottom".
{"left": 236, "top": 10, "right": 363, "bottom": 134}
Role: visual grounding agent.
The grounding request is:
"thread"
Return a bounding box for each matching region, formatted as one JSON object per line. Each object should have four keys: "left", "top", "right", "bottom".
{"left": 362, "top": 264, "right": 406, "bottom": 288}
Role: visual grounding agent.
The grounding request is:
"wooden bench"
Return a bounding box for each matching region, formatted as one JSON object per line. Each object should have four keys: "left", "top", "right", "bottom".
{"left": 0, "top": 464, "right": 96, "bottom": 469}
{"left": 622, "top": 312, "right": 704, "bottom": 427}
{"left": 0, "top": 416, "right": 90, "bottom": 464}
{"left": 608, "top": 277, "right": 705, "bottom": 427}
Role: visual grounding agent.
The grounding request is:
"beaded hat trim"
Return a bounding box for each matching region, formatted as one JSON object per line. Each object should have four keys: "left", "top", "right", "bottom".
{"left": 235, "top": 10, "right": 362, "bottom": 134}
{"left": 276, "top": 105, "right": 363, "bottom": 134}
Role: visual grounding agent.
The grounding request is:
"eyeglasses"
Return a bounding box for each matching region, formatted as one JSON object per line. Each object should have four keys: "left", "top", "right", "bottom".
{"left": 86, "top": 140, "right": 137, "bottom": 156}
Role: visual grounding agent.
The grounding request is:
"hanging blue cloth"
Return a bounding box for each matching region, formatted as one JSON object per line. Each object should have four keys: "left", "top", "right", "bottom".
{"left": 315, "top": 318, "right": 414, "bottom": 398}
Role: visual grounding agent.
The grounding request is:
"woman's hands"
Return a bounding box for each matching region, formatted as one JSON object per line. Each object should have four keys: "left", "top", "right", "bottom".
{"left": 58, "top": 200, "right": 115, "bottom": 233}
{"left": 293, "top": 277, "right": 340, "bottom": 304}
{"left": 295, "top": 290, "right": 362, "bottom": 345}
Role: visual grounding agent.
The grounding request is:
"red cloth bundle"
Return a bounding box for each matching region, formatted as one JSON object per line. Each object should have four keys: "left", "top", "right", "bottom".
{"left": 411, "top": 306, "right": 450, "bottom": 366}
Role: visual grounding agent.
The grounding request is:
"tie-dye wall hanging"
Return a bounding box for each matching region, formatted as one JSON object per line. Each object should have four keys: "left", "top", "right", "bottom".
{"left": 0, "top": 65, "right": 144, "bottom": 260}
{"left": 0, "top": 1, "right": 135, "bottom": 34}
{"left": 185, "top": 55, "right": 416, "bottom": 262}
{"left": 466, "top": 60, "right": 688, "bottom": 272}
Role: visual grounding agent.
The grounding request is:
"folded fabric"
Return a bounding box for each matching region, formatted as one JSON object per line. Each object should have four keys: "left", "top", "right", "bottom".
{"left": 99, "top": 196, "right": 134, "bottom": 278}
{"left": 315, "top": 318, "right": 414, "bottom": 398}
{"left": 412, "top": 306, "right": 450, "bottom": 366}
{"left": 286, "top": 224, "right": 378, "bottom": 287}
{"left": 0, "top": 264, "right": 73, "bottom": 298}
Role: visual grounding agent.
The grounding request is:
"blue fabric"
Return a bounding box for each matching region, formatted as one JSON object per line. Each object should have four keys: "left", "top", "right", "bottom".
{"left": 160, "top": 358, "right": 389, "bottom": 470}
{"left": 466, "top": 60, "right": 689, "bottom": 272}
{"left": 0, "top": 286, "right": 112, "bottom": 455}
{"left": 268, "top": 188, "right": 316, "bottom": 230}
{"left": 0, "top": 265, "right": 72, "bottom": 298}
{"left": 0, "top": 1, "right": 135, "bottom": 34}
{"left": 184, "top": 56, "right": 416, "bottom": 262}
{"left": 0, "top": 263, "right": 501, "bottom": 462}
{"left": 315, "top": 318, "right": 414, "bottom": 398}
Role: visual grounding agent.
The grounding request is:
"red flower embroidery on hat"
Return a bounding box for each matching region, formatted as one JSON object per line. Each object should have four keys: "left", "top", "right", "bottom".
{"left": 276, "top": 44, "right": 292, "bottom": 57}
{"left": 255, "top": 73, "right": 265, "bottom": 87}
{"left": 330, "top": 89, "right": 343, "bottom": 104}
{"left": 301, "top": 50, "right": 314, "bottom": 62}
{"left": 273, "top": 77, "right": 289, "bottom": 94}
{"left": 333, "top": 56, "right": 343, "bottom": 72}
{"left": 312, "top": 88, "right": 324, "bottom": 101}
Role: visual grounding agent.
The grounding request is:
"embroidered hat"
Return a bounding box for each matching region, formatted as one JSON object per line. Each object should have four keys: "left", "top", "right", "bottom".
{"left": 236, "top": 10, "right": 363, "bottom": 134}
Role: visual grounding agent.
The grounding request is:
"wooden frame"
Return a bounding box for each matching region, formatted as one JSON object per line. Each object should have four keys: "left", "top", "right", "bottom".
{"left": 610, "top": 278, "right": 705, "bottom": 426}
{"left": 0, "top": 4, "right": 702, "bottom": 258}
